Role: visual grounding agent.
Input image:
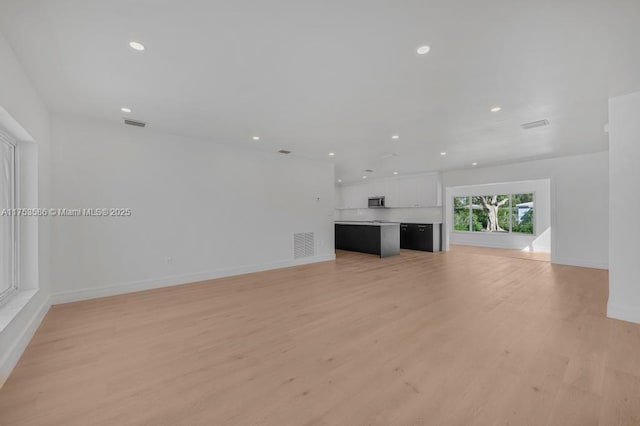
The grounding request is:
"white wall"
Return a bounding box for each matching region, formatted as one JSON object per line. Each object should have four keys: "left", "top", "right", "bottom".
{"left": 445, "top": 179, "right": 551, "bottom": 252}
{"left": 608, "top": 91, "right": 640, "bottom": 324}
{"left": 442, "top": 152, "right": 609, "bottom": 269}
{"left": 0, "top": 31, "right": 52, "bottom": 386}
{"left": 50, "top": 116, "right": 335, "bottom": 302}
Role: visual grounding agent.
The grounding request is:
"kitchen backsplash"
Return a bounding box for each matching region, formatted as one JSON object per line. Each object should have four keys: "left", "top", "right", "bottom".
{"left": 334, "top": 207, "right": 443, "bottom": 223}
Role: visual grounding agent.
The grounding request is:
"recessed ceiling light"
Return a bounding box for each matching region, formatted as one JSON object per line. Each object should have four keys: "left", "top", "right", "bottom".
{"left": 391, "top": 135, "right": 400, "bottom": 140}
{"left": 362, "top": 176, "right": 367, "bottom": 179}
{"left": 252, "top": 136, "right": 260, "bottom": 141}
{"left": 472, "top": 162, "right": 478, "bottom": 166}
{"left": 328, "top": 152, "right": 335, "bottom": 156}
{"left": 440, "top": 152, "right": 447, "bottom": 156}
{"left": 491, "top": 106, "right": 502, "bottom": 112}
{"left": 338, "top": 179, "right": 342, "bottom": 183}
{"left": 393, "top": 171, "right": 399, "bottom": 175}
{"left": 416, "top": 45, "right": 431, "bottom": 55}
{"left": 128, "top": 41, "right": 145, "bottom": 51}
{"left": 121, "top": 107, "right": 132, "bottom": 113}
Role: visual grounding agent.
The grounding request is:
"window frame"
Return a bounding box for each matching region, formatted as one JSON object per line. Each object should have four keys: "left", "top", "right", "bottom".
{"left": 0, "top": 132, "right": 18, "bottom": 305}
{"left": 452, "top": 192, "right": 536, "bottom": 236}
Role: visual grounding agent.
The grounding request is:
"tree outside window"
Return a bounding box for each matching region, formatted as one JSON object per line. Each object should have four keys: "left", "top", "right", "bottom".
{"left": 453, "top": 193, "right": 534, "bottom": 235}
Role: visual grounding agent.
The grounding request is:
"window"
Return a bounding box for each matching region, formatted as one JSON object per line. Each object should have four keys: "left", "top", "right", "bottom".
{"left": 453, "top": 196, "right": 471, "bottom": 231}
{"left": 1, "top": 133, "right": 16, "bottom": 303}
{"left": 511, "top": 193, "right": 534, "bottom": 234}
{"left": 453, "top": 193, "right": 535, "bottom": 235}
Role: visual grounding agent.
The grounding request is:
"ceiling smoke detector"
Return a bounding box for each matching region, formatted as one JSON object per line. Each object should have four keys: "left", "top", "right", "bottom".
{"left": 124, "top": 119, "right": 146, "bottom": 127}
{"left": 278, "top": 149, "right": 292, "bottom": 154}
{"left": 520, "top": 119, "right": 550, "bottom": 130}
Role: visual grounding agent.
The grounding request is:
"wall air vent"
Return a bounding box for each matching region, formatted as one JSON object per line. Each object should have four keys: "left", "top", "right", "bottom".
{"left": 520, "top": 119, "right": 549, "bottom": 130}
{"left": 278, "top": 149, "right": 292, "bottom": 154}
{"left": 294, "top": 232, "right": 315, "bottom": 259}
{"left": 124, "top": 119, "right": 146, "bottom": 128}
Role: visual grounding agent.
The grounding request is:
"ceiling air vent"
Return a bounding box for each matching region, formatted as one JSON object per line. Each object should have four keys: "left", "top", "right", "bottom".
{"left": 278, "top": 149, "right": 292, "bottom": 154}
{"left": 520, "top": 119, "right": 549, "bottom": 130}
{"left": 124, "top": 119, "right": 146, "bottom": 128}
{"left": 364, "top": 169, "right": 374, "bottom": 173}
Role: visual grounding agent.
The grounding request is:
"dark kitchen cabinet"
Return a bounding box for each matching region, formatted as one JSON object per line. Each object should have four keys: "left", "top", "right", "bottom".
{"left": 400, "top": 224, "right": 413, "bottom": 249}
{"left": 335, "top": 224, "right": 381, "bottom": 256}
{"left": 335, "top": 223, "right": 400, "bottom": 257}
{"left": 400, "top": 223, "right": 441, "bottom": 252}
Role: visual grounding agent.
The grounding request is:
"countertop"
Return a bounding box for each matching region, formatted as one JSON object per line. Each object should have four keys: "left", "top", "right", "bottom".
{"left": 335, "top": 221, "right": 442, "bottom": 225}
{"left": 335, "top": 221, "right": 400, "bottom": 227}
{"left": 398, "top": 221, "right": 443, "bottom": 224}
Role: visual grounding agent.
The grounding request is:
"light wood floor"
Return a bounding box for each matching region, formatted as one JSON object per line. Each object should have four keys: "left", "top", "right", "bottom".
{"left": 1, "top": 247, "right": 639, "bottom": 425}
{"left": 450, "top": 243, "right": 552, "bottom": 262}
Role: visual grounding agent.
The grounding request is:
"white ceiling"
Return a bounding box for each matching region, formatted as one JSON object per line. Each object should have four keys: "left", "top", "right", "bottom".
{"left": 1, "top": 0, "right": 639, "bottom": 183}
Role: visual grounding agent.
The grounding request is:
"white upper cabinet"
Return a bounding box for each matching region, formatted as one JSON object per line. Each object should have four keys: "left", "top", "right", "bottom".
{"left": 402, "top": 173, "right": 441, "bottom": 207}
{"left": 338, "top": 184, "right": 367, "bottom": 209}
{"left": 366, "top": 180, "right": 384, "bottom": 199}
{"left": 337, "top": 185, "right": 353, "bottom": 209}
{"left": 336, "top": 173, "right": 441, "bottom": 209}
{"left": 378, "top": 180, "right": 397, "bottom": 206}
{"left": 396, "top": 178, "right": 419, "bottom": 207}
{"left": 353, "top": 185, "right": 369, "bottom": 208}
{"left": 388, "top": 173, "right": 441, "bottom": 208}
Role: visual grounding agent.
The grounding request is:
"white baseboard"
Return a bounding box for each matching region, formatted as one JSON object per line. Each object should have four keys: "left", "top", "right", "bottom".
{"left": 51, "top": 253, "right": 336, "bottom": 305}
{"left": 607, "top": 302, "right": 640, "bottom": 325}
{"left": 551, "top": 256, "right": 608, "bottom": 270}
{"left": 0, "top": 294, "right": 51, "bottom": 388}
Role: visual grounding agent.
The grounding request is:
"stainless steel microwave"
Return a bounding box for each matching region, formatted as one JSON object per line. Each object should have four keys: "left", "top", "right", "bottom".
{"left": 368, "top": 196, "right": 386, "bottom": 208}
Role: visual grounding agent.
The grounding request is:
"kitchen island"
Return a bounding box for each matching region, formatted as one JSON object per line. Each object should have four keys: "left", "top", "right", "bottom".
{"left": 335, "top": 221, "right": 400, "bottom": 258}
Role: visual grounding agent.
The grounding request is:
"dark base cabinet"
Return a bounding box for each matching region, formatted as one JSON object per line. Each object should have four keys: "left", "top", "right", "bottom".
{"left": 400, "top": 223, "right": 441, "bottom": 252}
{"left": 335, "top": 224, "right": 400, "bottom": 258}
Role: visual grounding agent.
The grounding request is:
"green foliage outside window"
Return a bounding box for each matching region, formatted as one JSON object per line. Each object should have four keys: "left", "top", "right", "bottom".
{"left": 453, "top": 197, "right": 471, "bottom": 231}
{"left": 512, "top": 193, "right": 534, "bottom": 234}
